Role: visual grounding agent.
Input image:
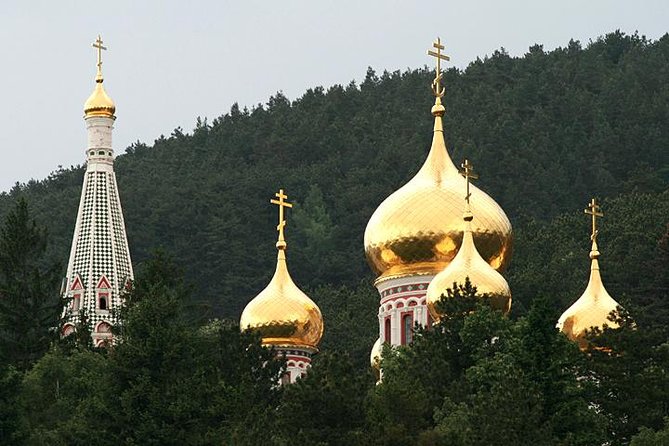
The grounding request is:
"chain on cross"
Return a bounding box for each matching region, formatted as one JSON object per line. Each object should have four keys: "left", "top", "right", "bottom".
{"left": 427, "top": 37, "right": 450, "bottom": 97}
{"left": 270, "top": 189, "right": 293, "bottom": 246}
{"left": 584, "top": 198, "right": 604, "bottom": 242}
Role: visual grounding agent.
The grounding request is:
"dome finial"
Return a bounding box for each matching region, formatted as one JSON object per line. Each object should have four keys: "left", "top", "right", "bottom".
{"left": 460, "top": 158, "right": 478, "bottom": 222}
{"left": 93, "top": 35, "right": 107, "bottom": 83}
{"left": 270, "top": 188, "right": 293, "bottom": 250}
{"left": 585, "top": 197, "right": 603, "bottom": 259}
{"left": 84, "top": 35, "right": 116, "bottom": 118}
{"left": 427, "top": 37, "right": 450, "bottom": 116}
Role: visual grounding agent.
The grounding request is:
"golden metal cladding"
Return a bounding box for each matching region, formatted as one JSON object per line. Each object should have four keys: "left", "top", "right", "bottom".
{"left": 426, "top": 219, "right": 512, "bottom": 321}
{"left": 240, "top": 189, "right": 323, "bottom": 350}
{"left": 84, "top": 35, "right": 116, "bottom": 118}
{"left": 370, "top": 337, "right": 382, "bottom": 371}
{"left": 557, "top": 199, "right": 621, "bottom": 350}
{"left": 240, "top": 249, "right": 324, "bottom": 349}
{"left": 364, "top": 100, "right": 513, "bottom": 284}
{"left": 84, "top": 82, "right": 116, "bottom": 118}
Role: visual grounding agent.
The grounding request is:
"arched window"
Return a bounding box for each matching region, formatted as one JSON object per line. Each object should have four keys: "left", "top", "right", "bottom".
{"left": 384, "top": 317, "right": 391, "bottom": 344}
{"left": 72, "top": 293, "right": 81, "bottom": 311}
{"left": 403, "top": 314, "right": 413, "bottom": 345}
{"left": 96, "top": 322, "right": 112, "bottom": 333}
{"left": 62, "top": 324, "right": 75, "bottom": 337}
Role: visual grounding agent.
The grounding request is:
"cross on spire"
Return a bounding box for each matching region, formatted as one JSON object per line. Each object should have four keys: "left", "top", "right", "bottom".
{"left": 270, "top": 189, "right": 293, "bottom": 248}
{"left": 584, "top": 198, "right": 604, "bottom": 242}
{"left": 427, "top": 37, "right": 450, "bottom": 97}
{"left": 460, "top": 158, "right": 479, "bottom": 205}
{"left": 92, "top": 35, "right": 107, "bottom": 79}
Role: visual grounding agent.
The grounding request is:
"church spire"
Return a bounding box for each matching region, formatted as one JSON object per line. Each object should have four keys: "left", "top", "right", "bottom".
{"left": 61, "top": 36, "right": 133, "bottom": 346}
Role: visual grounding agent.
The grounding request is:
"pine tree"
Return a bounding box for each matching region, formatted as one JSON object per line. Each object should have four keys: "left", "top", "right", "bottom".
{"left": 0, "top": 198, "right": 64, "bottom": 371}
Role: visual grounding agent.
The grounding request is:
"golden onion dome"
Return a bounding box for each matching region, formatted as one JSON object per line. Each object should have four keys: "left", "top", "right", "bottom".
{"left": 427, "top": 204, "right": 512, "bottom": 321}
{"left": 557, "top": 239, "right": 621, "bottom": 350}
{"left": 370, "top": 338, "right": 382, "bottom": 382}
{"left": 84, "top": 79, "right": 116, "bottom": 118}
{"left": 364, "top": 97, "right": 512, "bottom": 284}
{"left": 240, "top": 248, "right": 323, "bottom": 349}
{"left": 84, "top": 35, "right": 115, "bottom": 119}
{"left": 240, "top": 189, "right": 323, "bottom": 350}
{"left": 370, "top": 337, "right": 382, "bottom": 371}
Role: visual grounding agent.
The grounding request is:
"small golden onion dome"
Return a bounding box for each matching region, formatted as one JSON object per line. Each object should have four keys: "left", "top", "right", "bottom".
{"left": 364, "top": 98, "right": 512, "bottom": 284}
{"left": 370, "top": 337, "right": 382, "bottom": 371}
{"left": 557, "top": 240, "right": 621, "bottom": 349}
{"left": 427, "top": 207, "right": 512, "bottom": 322}
{"left": 370, "top": 338, "right": 382, "bottom": 382}
{"left": 84, "top": 62, "right": 116, "bottom": 119}
{"left": 240, "top": 248, "right": 324, "bottom": 350}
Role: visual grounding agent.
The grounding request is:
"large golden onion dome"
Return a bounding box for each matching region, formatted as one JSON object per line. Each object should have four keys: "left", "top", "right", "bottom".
{"left": 84, "top": 36, "right": 116, "bottom": 119}
{"left": 240, "top": 190, "right": 324, "bottom": 350}
{"left": 364, "top": 96, "right": 512, "bottom": 285}
{"left": 557, "top": 200, "right": 621, "bottom": 349}
{"left": 427, "top": 194, "right": 512, "bottom": 321}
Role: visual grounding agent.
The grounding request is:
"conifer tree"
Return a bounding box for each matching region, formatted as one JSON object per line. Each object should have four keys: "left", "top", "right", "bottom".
{"left": 0, "top": 198, "right": 63, "bottom": 370}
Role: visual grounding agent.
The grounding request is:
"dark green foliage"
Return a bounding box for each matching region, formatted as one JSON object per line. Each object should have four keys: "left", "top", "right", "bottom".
{"left": 273, "top": 351, "right": 372, "bottom": 445}
{"left": 585, "top": 309, "right": 669, "bottom": 445}
{"left": 0, "top": 198, "right": 64, "bottom": 371}
{"left": 0, "top": 31, "right": 667, "bottom": 444}
{"left": 1, "top": 32, "right": 667, "bottom": 326}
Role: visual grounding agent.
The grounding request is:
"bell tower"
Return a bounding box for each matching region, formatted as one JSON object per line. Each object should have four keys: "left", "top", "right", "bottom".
{"left": 61, "top": 36, "right": 133, "bottom": 346}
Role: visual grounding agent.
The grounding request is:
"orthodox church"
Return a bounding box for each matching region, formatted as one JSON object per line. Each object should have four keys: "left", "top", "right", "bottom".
{"left": 60, "top": 36, "right": 622, "bottom": 379}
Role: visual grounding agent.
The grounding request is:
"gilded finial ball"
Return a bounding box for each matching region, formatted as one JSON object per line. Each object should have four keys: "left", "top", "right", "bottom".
{"left": 431, "top": 97, "right": 445, "bottom": 116}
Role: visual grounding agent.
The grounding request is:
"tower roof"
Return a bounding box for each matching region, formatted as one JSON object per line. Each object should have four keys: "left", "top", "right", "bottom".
{"left": 240, "top": 190, "right": 324, "bottom": 350}
{"left": 363, "top": 39, "right": 512, "bottom": 285}
{"left": 426, "top": 159, "right": 511, "bottom": 321}
{"left": 557, "top": 199, "right": 621, "bottom": 349}
{"left": 84, "top": 35, "right": 116, "bottom": 119}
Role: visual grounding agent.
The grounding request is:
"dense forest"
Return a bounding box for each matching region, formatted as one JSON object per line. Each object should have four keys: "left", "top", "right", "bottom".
{"left": 1, "top": 31, "right": 668, "bottom": 444}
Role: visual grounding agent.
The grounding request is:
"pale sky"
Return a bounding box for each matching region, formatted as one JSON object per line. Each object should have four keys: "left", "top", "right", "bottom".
{"left": 1, "top": 0, "right": 667, "bottom": 192}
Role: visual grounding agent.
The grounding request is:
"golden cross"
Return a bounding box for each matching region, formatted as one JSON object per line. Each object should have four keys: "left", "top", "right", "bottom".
{"left": 460, "top": 158, "right": 479, "bottom": 205}
{"left": 270, "top": 189, "right": 293, "bottom": 245}
{"left": 427, "top": 37, "right": 450, "bottom": 97}
{"left": 92, "top": 35, "right": 107, "bottom": 74}
{"left": 584, "top": 198, "right": 604, "bottom": 242}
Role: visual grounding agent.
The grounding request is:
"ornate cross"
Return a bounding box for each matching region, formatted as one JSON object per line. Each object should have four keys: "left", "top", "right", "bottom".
{"left": 584, "top": 198, "right": 603, "bottom": 242}
{"left": 427, "top": 37, "right": 450, "bottom": 97}
{"left": 270, "top": 189, "right": 293, "bottom": 244}
{"left": 460, "top": 158, "right": 479, "bottom": 205}
{"left": 92, "top": 35, "right": 107, "bottom": 74}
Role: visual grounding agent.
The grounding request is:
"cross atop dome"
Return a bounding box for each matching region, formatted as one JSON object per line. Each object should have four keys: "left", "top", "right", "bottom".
{"left": 92, "top": 35, "right": 107, "bottom": 82}
{"left": 270, "top": 189, "right": 293, "bottom": 249}
{"left": 584, "top": 198, "right": 603, "bottom": 243}
{"left": 427, "top": 37, "right": 450, "bottom": 97}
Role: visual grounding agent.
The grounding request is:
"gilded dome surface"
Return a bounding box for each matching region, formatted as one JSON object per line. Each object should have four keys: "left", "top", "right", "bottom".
{"left": 240, "top": 249, "right": 324, "bottom": 350}
{"left": 370, "top": 337, "right": 382, "bottom": 370}
{"left": 364, "top": 102, "right": 512, "bottom": 284}
{"left": 427, "top": 214, "right": 511, "bottom": 321}
{"left": 84, "top": 80, "right": 116, "bottom": 118}
{"left": 557, "top": 241, "right": 620, "bottom": 349}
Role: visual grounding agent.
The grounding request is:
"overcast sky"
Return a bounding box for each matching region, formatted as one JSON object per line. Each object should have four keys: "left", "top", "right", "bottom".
{"left": 1, "top": 0, "right": 667, "bottom": 192}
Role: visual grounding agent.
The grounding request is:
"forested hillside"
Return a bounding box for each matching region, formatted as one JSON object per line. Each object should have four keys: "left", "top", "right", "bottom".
{"left": 1, "top": 30, "right": 668, "bottom": 333}
{"left": 2, "top": 30, "right": 669, "bottom": 445}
